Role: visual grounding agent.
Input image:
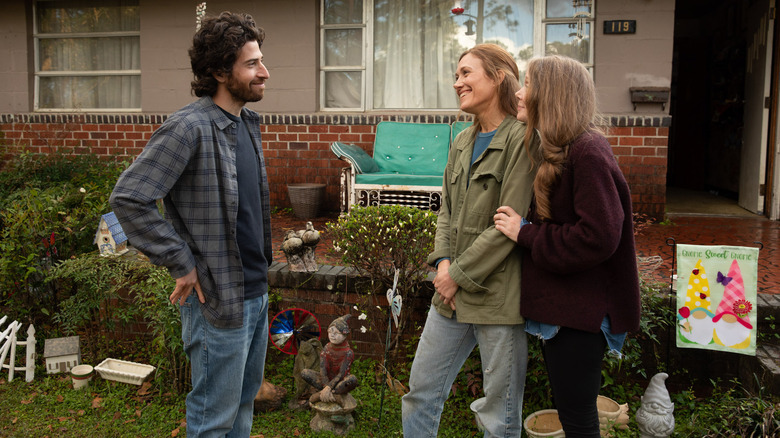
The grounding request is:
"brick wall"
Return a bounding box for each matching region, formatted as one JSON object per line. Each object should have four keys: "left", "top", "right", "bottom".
{"left": 0, "top": 113, "right": 671, "bottom": 220}
{"left": 267, "top": 262, "right": 435, "bottom": 360}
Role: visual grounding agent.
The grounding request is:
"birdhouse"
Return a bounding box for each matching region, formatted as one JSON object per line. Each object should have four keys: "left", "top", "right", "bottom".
{"left": 43, "top": 336, "right": 81, "bottom": 374}
{"left": 94, "top": 212, "right": 129, "bottom": 256}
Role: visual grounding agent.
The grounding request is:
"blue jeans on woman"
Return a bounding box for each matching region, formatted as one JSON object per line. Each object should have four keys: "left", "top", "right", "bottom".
{"left": 181, "top": 294, "right": 269, "bottom": 438}
{"left": 402, "top": 307, "right": 528, "bottom": 437}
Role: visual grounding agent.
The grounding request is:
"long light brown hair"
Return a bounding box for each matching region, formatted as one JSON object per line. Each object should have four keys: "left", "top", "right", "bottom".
{"left": 523, "top": 55, "right": 598, "bottom": 220}
{"left": 458, "top": 44, "right": 520, "bottom": 134}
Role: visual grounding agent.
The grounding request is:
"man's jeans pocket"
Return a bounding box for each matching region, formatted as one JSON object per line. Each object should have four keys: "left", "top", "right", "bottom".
{"left": 180, "top": 297, "right": 192, "bottom": 348}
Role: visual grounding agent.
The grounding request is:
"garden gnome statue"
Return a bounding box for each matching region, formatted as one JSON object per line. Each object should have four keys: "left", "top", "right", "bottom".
{"left": 281, "top": 221, "right": 321, "bottom": 272}
{"left": 636, "top": 372, "right": 675, "bottom": 437}
{"left": 301, "top": 314, "right": 359, "bottom": 435}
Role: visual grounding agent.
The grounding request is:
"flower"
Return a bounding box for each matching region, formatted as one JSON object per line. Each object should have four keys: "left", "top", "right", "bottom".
{"left": 358, "top": 313, "right": 367, "bottom": 320}
{"left": 79, "top": 187, "right": 86, "bottom": 193}
{"left": 732, "top": 299, "right": 752, "bottom": 317}
{"left": 360, "top": 326, "right": 367, "bottom": 333}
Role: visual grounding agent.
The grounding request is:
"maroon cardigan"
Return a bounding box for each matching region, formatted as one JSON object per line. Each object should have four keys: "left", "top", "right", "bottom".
{"left": 516, "top": 131, "right": 641, "bottom": 334}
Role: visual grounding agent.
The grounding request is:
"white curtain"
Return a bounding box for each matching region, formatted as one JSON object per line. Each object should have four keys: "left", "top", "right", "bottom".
{"left": 37, "top": 1, "right": 140, "bottom": 109}
{"left": 372, "top": 0, "right": 533, "bottom": 109}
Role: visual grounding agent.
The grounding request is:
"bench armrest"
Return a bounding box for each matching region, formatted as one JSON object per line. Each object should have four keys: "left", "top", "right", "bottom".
{"left": 330, "top": 142, "right": 379, "bottom": 174}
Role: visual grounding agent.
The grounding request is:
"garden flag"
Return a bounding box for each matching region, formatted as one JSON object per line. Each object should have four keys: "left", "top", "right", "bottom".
{"left": 675, "top": 244, "right": 759, "bottom": 356}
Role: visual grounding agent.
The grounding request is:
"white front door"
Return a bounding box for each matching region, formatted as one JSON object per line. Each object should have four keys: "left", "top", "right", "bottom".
{"left": 739, "top": 0, "right": 774, "bottom": 214}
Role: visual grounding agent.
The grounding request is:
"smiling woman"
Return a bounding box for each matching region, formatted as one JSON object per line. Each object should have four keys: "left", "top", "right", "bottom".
{"left": 402, "top": 43, "right": 541, "bottom": 437}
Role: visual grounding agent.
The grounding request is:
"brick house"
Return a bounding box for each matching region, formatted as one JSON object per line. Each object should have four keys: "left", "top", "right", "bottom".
{"left": 0, "top": 0, "right": 778, "bottom": 221}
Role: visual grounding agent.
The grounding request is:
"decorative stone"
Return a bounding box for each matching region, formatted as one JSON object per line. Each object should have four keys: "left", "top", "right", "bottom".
{"left": 309, "top": 393, "right": 357, "bottom": 435}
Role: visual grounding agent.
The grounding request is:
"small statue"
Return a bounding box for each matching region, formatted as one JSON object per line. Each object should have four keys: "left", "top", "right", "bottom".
{"left": 636, "top": 372, "right": 675, "bottom": 438}
{"left": 281, "top": 221, "right": 321, "bottom": 272}
{"left": 290, "top": 338, "right": 323, "bottom": 410}
{"left": 301, "top": 314, "right": 358, "bottom": 407}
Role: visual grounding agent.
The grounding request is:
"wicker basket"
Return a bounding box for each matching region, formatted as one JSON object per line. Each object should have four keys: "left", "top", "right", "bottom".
{"left": 288, "top": 183, "right": 326, "bottom": 219}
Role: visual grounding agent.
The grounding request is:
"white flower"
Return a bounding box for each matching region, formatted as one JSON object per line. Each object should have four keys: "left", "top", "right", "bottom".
{"left": 79, "top": 187, "right": 86, "bottom": 193}
{"left": 358, "top": 313, "right": 367, "bottom": 320}
{"left": 360, "top": 326, "right": 367, "bottom": 333}
{"left": 353, "top": 305, "right": 359, "bottom": 311}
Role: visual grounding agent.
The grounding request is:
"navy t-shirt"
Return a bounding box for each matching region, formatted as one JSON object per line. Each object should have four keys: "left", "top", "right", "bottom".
{"left": 221, "top": 108, "right": 268, "bottom": 299}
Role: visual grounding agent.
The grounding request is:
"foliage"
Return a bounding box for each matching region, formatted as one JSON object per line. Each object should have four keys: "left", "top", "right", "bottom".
{"left": 0, "top": 152, "right": 126, "bottom": 325}
{"left": 603, "top": 277, "right": 675, "bottom": 386}
{"left": 327, "top": 205, "right": 437, "bottom": 359}
{"left": 328, "top": 205, "right": 437, "bottom": 295}
{"left": 47, "top": 252, "right": 188, "bottom": 394}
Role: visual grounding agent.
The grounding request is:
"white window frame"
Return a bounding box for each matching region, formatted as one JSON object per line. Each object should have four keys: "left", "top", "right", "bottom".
{"left": 319, "top": 0, "right": 595, "bottom": 111}
{"left": 32, "top": 0, "right": 141, "bottom": 112}
{"left": 536, "top": 0, "right": 595, "bottom": 72}
{"left": 319, "top": 4, "right": 369, "bottom": 112}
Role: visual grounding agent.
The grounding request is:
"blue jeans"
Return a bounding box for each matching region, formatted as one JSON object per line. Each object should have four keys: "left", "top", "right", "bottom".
{"left": 181, "top": 294, "right": 269, "bottom": 438}
{"left": 402, "top": 307, "right": 528, "bottom": 437}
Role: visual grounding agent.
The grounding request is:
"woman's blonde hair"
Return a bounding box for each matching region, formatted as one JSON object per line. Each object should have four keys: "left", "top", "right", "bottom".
{"left": 524, "top": 55, "right": 598, "bottom": 220}
{"left": 458, "top": 44, "right": 520, "bottom": 134}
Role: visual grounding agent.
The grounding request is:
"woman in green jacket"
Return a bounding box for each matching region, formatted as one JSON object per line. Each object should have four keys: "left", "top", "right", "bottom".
{"left": 402, "top": 44, "right": 539, "bottom": 437}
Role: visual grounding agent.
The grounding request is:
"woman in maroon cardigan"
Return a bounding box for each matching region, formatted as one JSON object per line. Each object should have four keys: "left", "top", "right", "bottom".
{"left": 493, "top": 55, "right": 641, "bottom": 437}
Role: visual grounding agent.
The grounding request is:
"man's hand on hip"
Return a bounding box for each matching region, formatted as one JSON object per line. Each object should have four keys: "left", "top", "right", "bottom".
{"left": 170, "top": 268, "right": 205, "bottom": 306}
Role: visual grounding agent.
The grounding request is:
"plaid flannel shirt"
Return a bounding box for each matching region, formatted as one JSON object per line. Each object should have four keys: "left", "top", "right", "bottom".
{"left": 110, "top": 96, "right": 272, "bottom": 329}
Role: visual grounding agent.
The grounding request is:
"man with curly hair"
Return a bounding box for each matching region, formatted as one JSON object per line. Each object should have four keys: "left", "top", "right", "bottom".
{"left": 110, "top": 11, "right": 271, "bottom": 437}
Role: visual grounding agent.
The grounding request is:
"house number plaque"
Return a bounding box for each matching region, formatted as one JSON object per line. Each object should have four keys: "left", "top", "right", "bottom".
{"left": 603, "top": 20, "right": 636, "bottom": 34}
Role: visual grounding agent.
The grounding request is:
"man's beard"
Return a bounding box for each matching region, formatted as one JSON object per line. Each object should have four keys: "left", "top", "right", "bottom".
{"left": 226, "top": 74, "right": 264, "bottom": 104}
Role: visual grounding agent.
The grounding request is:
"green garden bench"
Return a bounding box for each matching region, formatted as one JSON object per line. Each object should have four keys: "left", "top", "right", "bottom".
{"left": 332, "top": 121, "right": 470, "bottom": 213}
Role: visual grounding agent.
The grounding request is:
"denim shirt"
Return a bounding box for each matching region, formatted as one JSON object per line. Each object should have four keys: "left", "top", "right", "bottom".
{"left": 110, "top": 96, "right": 272, "bottom": 329}
{"left": 525, "top": 316, "right": 627, "bottom": 357}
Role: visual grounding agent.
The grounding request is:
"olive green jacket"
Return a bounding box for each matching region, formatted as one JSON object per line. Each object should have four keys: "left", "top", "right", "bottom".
{"left": 427, "top": 116, "right": 539, "bottom": 325}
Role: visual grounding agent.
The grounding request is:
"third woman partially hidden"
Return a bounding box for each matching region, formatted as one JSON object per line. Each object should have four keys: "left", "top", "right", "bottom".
{"left": 494, "top": 55, "right": 641, "bottom": 437}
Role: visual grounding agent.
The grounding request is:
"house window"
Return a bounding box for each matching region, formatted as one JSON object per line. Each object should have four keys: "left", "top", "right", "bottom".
{"left": 543, "top": 0, "right": 594, "bottom": 69}
{"left": 320, "top": 0, "right": 594, "bottom": 111}
{"left": 34, "top": 0, "right": 141, "bottom": 111}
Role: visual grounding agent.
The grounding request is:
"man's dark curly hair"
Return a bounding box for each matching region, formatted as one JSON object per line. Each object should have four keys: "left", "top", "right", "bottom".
{"left": 189, "top": 12, "right": 265, "bottom": 97}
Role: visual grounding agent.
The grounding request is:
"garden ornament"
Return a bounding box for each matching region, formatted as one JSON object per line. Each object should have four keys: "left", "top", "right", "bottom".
{"left": 281, "top": 221, "right": 321, "bottom": 272}
{"left": 636, "top": 372, "right": 675, "bottom": 437}
{"left": 301, "top": 314, "right": 358, "bottom": 434}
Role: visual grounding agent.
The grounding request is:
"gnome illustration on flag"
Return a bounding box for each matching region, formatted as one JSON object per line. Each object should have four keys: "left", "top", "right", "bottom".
{"left": 712, "top": 259, "right": 754, "bottom": 348}
{"left": 678, "top": 259, "right": 715, "bottom": 345}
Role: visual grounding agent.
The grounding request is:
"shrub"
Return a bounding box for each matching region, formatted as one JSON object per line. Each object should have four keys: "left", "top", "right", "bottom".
{"left": 48, "top": 252, "right": 189, "bottom": 394}
{"left": 0, "top": 152, "right": 125, "bottom": 324}
{"left": 327, "top": 205, "right": 437, "bottom": 359}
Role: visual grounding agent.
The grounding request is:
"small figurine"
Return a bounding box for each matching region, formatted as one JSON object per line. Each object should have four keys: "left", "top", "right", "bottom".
{"left": 636, "top": 372, "right": 675, "bottom": 438}
{"left": 281, "top": 221, "right": 321, "bottom": 272}
{"left": 301, "top": 314, "right": 358, "bottom": 407}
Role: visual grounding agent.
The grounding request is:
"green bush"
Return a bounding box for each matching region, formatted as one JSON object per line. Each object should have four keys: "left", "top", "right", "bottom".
{"left": 48, "top": 252, "right": 189, "bottom": 394}
{"left": 0, "top": 152, "right": 125, "bottom": 324}
{"left": 327, "top": 205, "right": 437, "bottom": 360}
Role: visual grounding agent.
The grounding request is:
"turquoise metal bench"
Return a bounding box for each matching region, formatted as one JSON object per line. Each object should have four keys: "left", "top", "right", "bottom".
{"left": 332, "top": 121, "right": 465, "bottom": 212}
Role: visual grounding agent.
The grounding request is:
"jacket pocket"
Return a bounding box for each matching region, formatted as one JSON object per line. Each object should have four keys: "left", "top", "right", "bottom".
{"left": 464, "top": 169, "right": 504, "bottom": 232}
{"left": 458, "top": 258, "right": 507, "bottom": 308}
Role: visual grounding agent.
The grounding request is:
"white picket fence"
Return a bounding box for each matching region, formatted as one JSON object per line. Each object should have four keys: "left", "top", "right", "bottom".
{"left": 0, "top": 315, "right": 36, "bottom": 382}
